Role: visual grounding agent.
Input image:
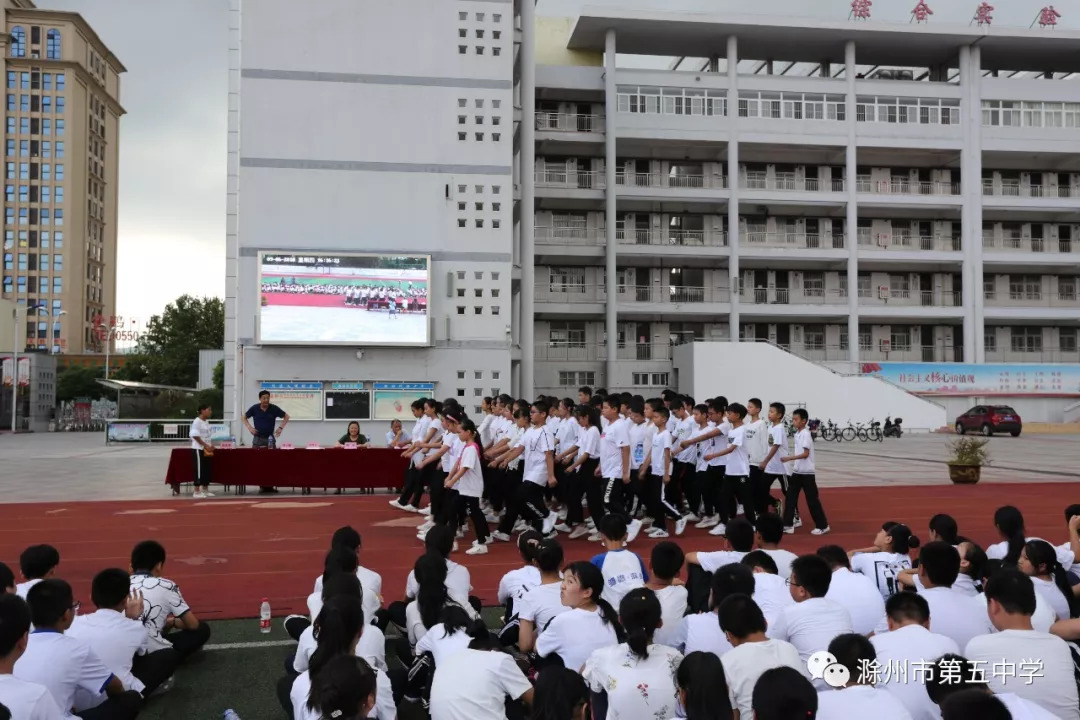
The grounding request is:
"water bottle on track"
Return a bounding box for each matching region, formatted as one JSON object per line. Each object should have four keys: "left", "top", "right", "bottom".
{"left": 259, "top": 598, "right": 271, "bottom": 634}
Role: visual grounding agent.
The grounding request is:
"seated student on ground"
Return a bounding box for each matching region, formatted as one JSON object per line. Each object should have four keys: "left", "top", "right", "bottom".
{"left": 128, "top": 540, "right": 210, "bottom": 660}
{"left": 285, "top": 596, "right": 394, "bottom": 720}
{"left": 816, "top": 544, "right": 885, "bottom": 637}
{"left": 0, "top": 563, "right": 15, "bottom": 595}
{"left": 750, "top": 666, "right": 817, "bottom": 720}
{"left": 405, "top": 553, "right": 479, "bottom": 654}
{"left": 848, "top": 522, "right": 920, "bottom": 600}
{"left": 428, "top": 633, "right": 533, "bottom": 720}
{"left": 645, "top": 541, "right": 687, "bottom": 649}
{"left": 302, "top": 547, "right": 369, "bottom": 635}
{"left": 530, "top": 666, "right": 587, "bottom": 720}
{"left": 1063, "top": 506, "right": 1080, "bottom": 583}
{"left": 67, "top": 569, "right": 177, "bottom": 702}
{"left": 590, "top": 515, "right": 648, "bottom": 608}
{"left": 389, "top": 526, "right": 476, "bottom": 630}
{"left": 940, "top": 689, "right": 1012, "bottom": 720}
{"left": 927, "top": 513, "right": 959, "bottom": 545}
{"left": 671, "top": 562, "right": 756, "bottom": 658}
{"left": 497, "top": 530, "right": 543, "bottom": 624}
{"left": 293, "top": 574, "right": 386, "bottom": 675}
{"left": 767, "top": 555, "right": 854, "bottom": 675}
{"left": 814, "top": 633, "right": 913, "bottom": 720}
{"left": 0, "top": 594, "right": 65, "bottom": 720}
{"left": 684, "top": 517, "right": 756, "bottom": 613}
{"left": 535, "top": 561, "right": 623, "bottom": 673}
{"left": 675, "top": 652, "right": 733, "bottom": 720}
{"left": 870, "top": 593, "right": 959, "bottom": 720}
{"left": 754, "top": 513, "right": 798, "bottom": 581}
{"left": 1019, "top": 539, "right": 1077, "bottom": 621}
{"left": 305, "top": 655, "right": 377, "bottom": 720}
{"left": 415, "top": 604, "right": 485, "bottom": 668}
{"left": 313, "top": 527, "right": 384, "bottom": 625}
{"left": 583, "top": 588, "right": 683, "bottom": 720}
{"left": 15, "top": 580, "right": 141, "bottom": 720}
{"left": 924, "top": 653, "right": 1058, "bottom": 720}
{"left": 899, "top": 538, "right": 985, "bottom": 598}
{"left": 974, "top": 558, "right": 1056, "bottom": 633}
{"left": 16, "top": 546, "right": 60, "bottom": 600}
{"left": 739, "top": 551, "right": 793, "bottom": 628}
{"left": 908, "top": 541, "right": 990, "bottom": 649}
{"left": 514, "top": 539, "right": 568, "bottom": 653}
{"left": 964, "top": 568, "right": 1080, "bottom": 720}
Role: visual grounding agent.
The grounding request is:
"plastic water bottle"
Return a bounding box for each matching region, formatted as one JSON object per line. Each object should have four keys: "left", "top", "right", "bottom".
{"left": 222, "top": 711, "right": 241, "bottom": 720}
{"left": 259, "top": 598, "right": 271, "bottom": 634}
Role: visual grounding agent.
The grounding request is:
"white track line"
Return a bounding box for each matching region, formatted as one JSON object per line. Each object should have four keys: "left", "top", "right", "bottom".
{"left": 204, "top": 640, "right": 295, "bottom": 651}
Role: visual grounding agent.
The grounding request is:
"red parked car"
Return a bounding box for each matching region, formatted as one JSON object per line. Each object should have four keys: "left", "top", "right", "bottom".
{"left": 955, "top": 405, "right": 1022, "bottom": 437}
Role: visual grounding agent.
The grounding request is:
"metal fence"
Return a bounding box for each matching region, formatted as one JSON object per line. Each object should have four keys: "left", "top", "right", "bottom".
{"left": 104, "top": 419, "right": 233, "bottom": 445}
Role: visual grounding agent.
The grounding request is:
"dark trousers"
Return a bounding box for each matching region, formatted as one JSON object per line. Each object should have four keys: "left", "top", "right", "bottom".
{"left": 458, "top": 493, "right": 490, "bottom": 543}
{"left": 647, "top": 472, "right": 682, "bottom": 532}
{"left": 750, "top": 465, "right": 769, "bottom": 515}
{"left": 277, "top": 674, "right": 295, "bottom": 719}
{"left": 784, "top": 473, "right": 829, "bottom": 529}
{"left": 496, "top": 468, "right": 525, "bottom": 534}
{"left": 430, "top": 469, "right": 449, "bottom": 522}
{"left": 601, "top": 477, "right": 629, "bottom": 522}
{"left": 284, "top": 616, "right": 310, "bottom": 641}
{"left": 691, "top": 469, "right": 713, "bottom": 517}
{"left": 76, "top": 691, "right": 142, "bottom": 720}
{"left": 131, "top": 647, "right": 180, "bottom": 697}
{"left": 565, "top": 459, "right": 596, "bottom": 526}
{"left": 671, "top": 460, "right": 691, "bottom": 509}
{"left": 191, "top": 448, "right": 211, "bottom": 488}
{"left": 513, "top": 481, "right": 550, "bottom": 532}
{"left": 757, "top": 471, "right": 791, "bottom": 516}
{"left": 484, "top": 463, "right": 505, "bottom": 512}
{"left": 625, "top": 474, "right": 646, "bottom": 517}
{"left": 584, "top": 474, "right": 606, "bottom": 527}
{"left": 686, "top": 563, "right": 713, "bottom": 614}
{"left": 718, "top": 474, "right": 756, "bottom": 525}
{"left": 165, "top": 622, "right": 211, "bottom": 658}
{"left": 398, "top": 465, "right": 421, "bottom": 506}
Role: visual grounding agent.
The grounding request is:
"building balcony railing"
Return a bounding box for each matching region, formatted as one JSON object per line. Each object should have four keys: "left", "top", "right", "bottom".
{"left": 860, "top": 289, "right": 964, "bottom": 308}
{"left": 535, "top": 112, "right": 605, "bottom": 133}
{"left": 983, "top": 346, "right": 1080, "bottom": 364}
{"left": 535, "top": 342, "right": 675, "bottom": 362}
{"left": 855, "top": 178, "right": 961, "bottom": 197}
{"left": 615, "top": 229, "right": 727, "bottom": 247}
{"left": 535, "top": 227, "right": 601, "bottom": 246}
{"left": 740, "top": 174, "right": 845, "bottom": 193}
{"left": 741, "top": 288, "right": 848, "bottom": 306}
{"left": 984, "top": 293, "right": 1080, "bottom": 309}
{"left": 857, "top": 233, "right": 962, "bottom": 252}
{"left": 982, "top": 181, "right": 1080, "bottom": 199}
{"left": 616, "top": 342, "right": 673, "bottom": 361}
{"left": 615, "top": 172, "right": 727, "bottom": 190}
{"left": 535, "top": 170, "right": 605, "bottom": 189}
{"left": 622, "top": 285, "right": 730, "bottom": 304}
{"left": 743, "top": 232, "right": 847, "bottom": 250}
{"left": 535, "top": 284, "right": 606, "bottom": 303}
{"left": 982, "top": 236, "right": 1077, "bottom": 254}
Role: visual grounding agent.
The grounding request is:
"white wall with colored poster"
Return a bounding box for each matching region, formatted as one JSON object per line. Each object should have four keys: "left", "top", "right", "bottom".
{"left": 373, "top": 382, "right": 435, "bottom": 420}
{"left": 257, "top": 382, "right": 323, "bottom": 420}
{"left": 860, "top": 363, "right": 1080, "bottom": 397}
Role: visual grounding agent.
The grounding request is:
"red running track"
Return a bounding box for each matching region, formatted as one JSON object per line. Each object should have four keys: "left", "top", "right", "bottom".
{"left": 0, "top": 483, "right": 1073, "bottom": 620}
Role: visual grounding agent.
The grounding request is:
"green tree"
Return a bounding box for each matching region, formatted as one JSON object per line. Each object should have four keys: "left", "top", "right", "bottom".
{"left": 114, "top": 295, "right": 224, "bottom": 388}
{"left": 56, "top": 365, "right": 106, "bottom": 404}
{"left": 212, "top": 359, "right": 224, "bottom": 391}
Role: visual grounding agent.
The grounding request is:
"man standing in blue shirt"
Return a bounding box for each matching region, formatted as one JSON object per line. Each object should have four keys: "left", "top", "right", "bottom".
{"left": 243, "top": 390, "right": 289, "bottom": 494}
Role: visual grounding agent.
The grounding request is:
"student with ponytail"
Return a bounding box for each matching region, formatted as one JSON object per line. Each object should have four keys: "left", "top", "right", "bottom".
{"left": 582, "top": 588, "right": 682, "bottom": 720}
{"left": 1020, "top": 539, "right": 1078, "bottom": 620}
{"left": 536, "top": 561, "right": 623, "bottom": 673}
{"left": 515, "top": 539, "right": 570, "bottom": 652}
{"left": 306, "top": 655, "right": 377, "bottom": 720}
{"left": 564, "top": 404, "right": 602, "bottom": 540}
{"left": 676, "top": 651, "right": 734, "bottom": 720}
{"left": 406, "top": 552, "right": 479, "bottom": 652}
{"left": 988, "top": 505, "right": 1028, "bottom": 566}
{"left": 530, "top": 666, "right": 588, "bottom": 720}
{"left": 848, "top": 521, "right": 921, "bottom": 599}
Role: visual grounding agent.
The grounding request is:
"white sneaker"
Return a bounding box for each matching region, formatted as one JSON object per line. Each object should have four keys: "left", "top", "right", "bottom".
{"left": 783, "top": 526, "right": 795, "bottom": 534}
{"left": 490, "top": 531, "right": 511, "bottom": 542}
{"left": 568, "top": 526, "right": 591, "bottom": 540}
{"left": 465, "top": 543, "right": 488, "bottom": 555}
{"left": 419, "top": 506, "right": 431, "bottom": 516}
{"left": 683, "top": 513, "right": 700, "bottom": 523}
{"left": 553, "top": 523, "right": 573, "bottom": 533}
{"left": 417, "top": 520, "right": 434, "bottom": 531}
{"left": 708, "top": 522, "right": 728, "bottom": 536}
{"left": 794, "top": 516, "right": 803, "bottom": 528}
{"left": 192, "top": 492, "right": 206, "bottom": 499}
{"left": 647, "top": 528, "right": 669, "bottom": 539}
{"left": 736, "top": 504, "right": 744, "bottom": 516}
{"left": 810, "top": 526, "right": 831, "bottom": 536}
{"left": 202, "top": 491, "right": 216, "bottom": 497}
{"left": 403, "top": 504, "right": 419, "bottom": 513}
{"left": 626, "top": 519, "right": 643, "bottom": 543}
{"left": 542, "top": 513, "right": 557, "bottom": 535}
{"left": 455, "top": 529, "right": 464, "bottom": 539}
{"left": 695, "top": 515, "right": 719, "bottom": 530}
{"left": 389, "top": 499, "right": 407, "bottom": 510}
{"left": 674, "top": 517, "right": 688, "bottom": 536}
{"left": 587, "top": 532, "right": 603, "bottom": 542}
{"left": 452, "top": 541, "right": 458, "bottom": 552}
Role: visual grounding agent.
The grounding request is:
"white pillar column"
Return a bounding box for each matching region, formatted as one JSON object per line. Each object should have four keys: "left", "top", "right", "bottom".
{"left": 959, "top": 46, "right": 976, "bottom": 363}
{"left": 519, "top": 0, "right": 536, "bottom": 399}
{"left": 726, "top": 35, "right": 740, "bottom": 342}
{"left": 845, "top": 40, "right": 859, "bottom": 365}
{"left": 604, "top": 30, "right": 618, "bottom": 383}
{"left": 970, "top": 46, "right": 985, "bottom": 363}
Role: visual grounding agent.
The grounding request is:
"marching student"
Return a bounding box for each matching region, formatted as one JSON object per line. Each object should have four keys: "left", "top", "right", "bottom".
{"left": 624, "top": 398, "right": 650, "bottom": 519}
{"left": 815, "top": 546, "right": 886, "bottom": 637}
{"left": 535, "top": 561, "right": 624, "bottom": 673}
{"left": 515, "top": 540, "right": 569, "bottom": 654}
{"left": 495, "top": 401, "right": 558, "bottom": 538}
{"left": 704, "top": 402, "right": 756, "bottom": 533}
{"left": 552, "top": 398, "right": 580, "bottom": 528}
{"left": 760, "top": 402, "right": 797, "bottom": 525}
{"left": 128, "top": 540, "right": 211, "bottom": 661}
{"left": 186, "top": 402, "right": 215, "bottom": 499}
{"left": 16, "top": 580, "right": 142, "bottom": 720}
{"left": 767, "top": 555, "right": 854, "bottom": 675}
{"left": 744, "top": 398, "right": 771, "bottom": 517}
{"left": 814, "top": 634, "right": 914, "bottom": 719}
{"left": 849, "top": 522, "right": 921, "bottom": 599}
{"left": 488, "top": 409, "right": 530, "bottom": 541}
{"left": 476, "top": 397, "right": 495, "bottom": 450}
{"left": 642, "top": 406, "right": 686, "bottom": 538}
{"left": 417, "top": 412, "right": 461, "bottom": 538}
{"left": 780, "top": 408, "right": 829, "bottom": 535}
{"left": 391, "top": 399, "right": 435, "bottom": 513}
{"left": 669, "top": 397, "right": 697, "bottom": 521}
{"left": 16, "top": 546, "right": 59, "bottom": 600}
{"left": 680, "top": 404, "right": 716, "bottom": 529}
{"left": 596, "top": 398, "right": 643, "bottom": 543}
{"left": 561, "top": 404, "right": 600, "bottom": 540}
{"left": 577, "top": 386, "right": 593, "bottom": 406}
{"left": 443, "top": 418, "right": 490, "bottom": 555}
{"left": 646, "top": 542, "right": 688, "bottom": 648}
{"left": 0, "top": 594, "right": 64, "bottom": 720}
{"left": 590, "top": 515, "right": 648, "bottom": 607}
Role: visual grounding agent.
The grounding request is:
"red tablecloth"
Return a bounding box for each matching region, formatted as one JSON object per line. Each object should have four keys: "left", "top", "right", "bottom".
{"left": 165, "top": 447, "right": 409, "bottom": 489}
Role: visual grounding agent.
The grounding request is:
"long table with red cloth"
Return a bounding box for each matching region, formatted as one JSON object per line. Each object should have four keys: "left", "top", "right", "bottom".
{"left": 164, "top": 447, "right": 409, "bottom": 490}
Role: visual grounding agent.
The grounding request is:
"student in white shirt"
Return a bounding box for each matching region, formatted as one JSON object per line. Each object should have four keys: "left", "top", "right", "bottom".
{"left": 686, "top": 516, "right": 755, "bottom": 579}
{"left": 535, "top": 561, "right": 624, "bottom": 673}
{"left": 759, "top": 401, "right": 798, "bottom": 527}
{"left": 552, "top": 398, "right": 580, "bottom": 530}
{"left": 386, "top": 418, "right": 410, "bottom": 449}
{"left": 391, "top": 399, "right": 434, "bottom": 512}
{"left": 0, "top": 594, "right": 64, "bottom": 720}
{"left": 678, "top": 403, "right": 720, "bottom": 529}
{"left": 308, "top": 526, "right": 383, "bottom": 629}
{"left": 849, "top": 522, "right": 921, "bottom": 600}
{"left": 404, "top": 552, "right": 479, "bottom": 652}
{"left": 515, "top": 540, "right": 568, "bottom": 653}
{"left": 780, "top": 408, "right": 829, "bottom": 535}
{"left": 1019, "top": 539, "right": 1077, "bottom": 621}
{"left": 563, "top": 405, "right": 601, "bottom": 540}
{"left": 15, "top": 546, "right": 59, "bottom": 601}
{"left": 975, "top": 558, "right": 1057, "bottom": 633}
{"left": 767, "top": 555, "right": 855, "bottom": 674}
{"left": 624, "top": 400, "right": 651, "bottom": 519}
{"left": 754, "top": 514, "right": 798, "bottom": 580}
{"left": 186, "top": 402, "right": 215, "bottom": 499}
{"left": 443, "top": 418, "right": 491, "bottom": 555}
{"left": 816, "top": 633, "right": 914, "bottom": 719}
{"left": 591, "top": 515, "right": 649, "bottom": 608}
{"left": 964, "top": 568, "right": 1080, "bottom": 720}
{"left": 15, "top": 580, "right": 141, "bottom": 720}
{"left": 645, "top": 542, "right": 688, "bottom": 649}
{"left": 294, "top": 574, "right": 386, "bottom": 675}
{"left": 493, "top": 401, "right": 557, "bottom": 537}
{"left": 899, "top": 539, "right": 984, "bottom": 599}
{"left": 476, "top": 397, "right": 496, "bottom": 449}
{"left": 488, "top": 408, "right": 530, "bottom": 541}
{"left": 743, "top": 398, "right": 769, "bottom": 512}
{"left": 915, "top": 541, "right": 993, "bottom": 649}
{"left": 816, "top": 545, "right": 886, "bottom": 636}
{"left": 128, "top": 540, "right": 211, "bottom": 660}
{"left": 668, "top": 399, "right": 697, "bottom": 521}
{"left": 642, "top": 406, "right": 687, "bottom": 538}
{"left": 740, "top": 551, "right": 795, "bottom": 629}
{"left": 704, "top": 402, "right": 757, "bottom": 532}
{"left": 670, "top": 563, "right": 755, "bottom": 658}
{"left": 415, "top": 604, "right": 484, "bottom": 667}
{"left": 925, "top": 654, "right": 1060, "bottom": 720}
{"left": 496, "top": 530, "right": 543, "bottom": 623}
{"left": 416, "top": 413, "right": 460, "bottom": 537}
{"left": 583, "top": 589, "right": 683, "bottom": 720}
{"left": 302, "top": 655, "right": 377, "bottom": 720}
{"left": 718, "top": 594, "right": 808, "bottom": 718}
{"left": 428, "top": 635, "right": 534, "bottom": 720}
{"left": 596, "top": 398, "right": 644, "bottom": 543}
{"left": 871, "top": 593, "right": 960, "bottom": 720}
{"left": 67, "top": 569, "right": 175, "bottom": 703}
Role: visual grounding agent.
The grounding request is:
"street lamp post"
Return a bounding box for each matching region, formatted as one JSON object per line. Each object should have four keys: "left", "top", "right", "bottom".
{"left": 97, "top": 324, "right": 116, "bottom": 379}
{"left": 10, "top": 303, "right": 47, "bottom": 433}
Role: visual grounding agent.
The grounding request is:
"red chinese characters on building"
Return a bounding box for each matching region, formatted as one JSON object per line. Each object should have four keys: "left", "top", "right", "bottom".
{"left": 1038, "top": 5, "right": 1061, "bottom": 27}
{"left": 912, "top": 1, "right": 933, "bottom": 23}
{"left": 974, "top": 2, "right": 994, "bottom": 25}
{"left": 851, "top": 0, "right": 872, "bottom": 20}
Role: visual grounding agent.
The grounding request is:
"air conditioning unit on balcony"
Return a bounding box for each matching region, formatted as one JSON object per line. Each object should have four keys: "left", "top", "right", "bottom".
{"left": 879, "top": 339, "right": 891, "bottom": 352}
{"left": 878, "top": 286, "right": 890, "bottom": 300}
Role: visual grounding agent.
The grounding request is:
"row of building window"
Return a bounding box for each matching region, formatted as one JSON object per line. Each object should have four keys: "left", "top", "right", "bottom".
{"left": 3, "top": 252, "right": 64, "bottom": 269}
{"left": 6, "top": 72, "right": 66, "bottom": 91}
{"left": 9, "top": 28, "right": 61, "bottom": 60}
{"left": 6, "top": 117, "right": 65, "bottom": 136}
{"left": 3, "top": 230, "right": 63, "bottom": 249}
{"left": 5, "top": 163, "right": 64, "bottom": 180}
{"left": 5, "top": 94, "right": 66, "bottom": 114}
{"left": 4, "top": 185, "right": 65, "bottom": 202}
{"left": 6, "top": 139, "right": 64, "bottom": 157}
{"left": 2, "top": 275, "right": 63, "bottom": 293}
{"left": 4, "top": 207, "right": 64, "bottom": 225}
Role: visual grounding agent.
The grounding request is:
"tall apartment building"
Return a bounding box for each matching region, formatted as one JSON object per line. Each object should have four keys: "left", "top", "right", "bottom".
{"left": 523, "top": 10, "right": 1080, "bottom": 397}
{"left": 0, "top": 0, "right": 123, "bottom": 355}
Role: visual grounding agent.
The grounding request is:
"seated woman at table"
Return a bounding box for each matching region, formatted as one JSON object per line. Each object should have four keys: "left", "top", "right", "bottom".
{"left": 335, "top": 421, "right": 369, "bottom": 448}
{"left": 386, "top": 419, "right": 410, "bottom": 449}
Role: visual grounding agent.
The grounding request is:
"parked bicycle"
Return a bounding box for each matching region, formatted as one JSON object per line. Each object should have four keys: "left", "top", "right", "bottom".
{"left": 819, "top": 419, "right": 839, "bottom": 442}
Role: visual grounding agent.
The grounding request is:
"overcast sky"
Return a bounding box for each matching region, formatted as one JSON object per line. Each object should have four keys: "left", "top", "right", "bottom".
{"left": 57, "top": 0, "right": 1075, "bottom": 322}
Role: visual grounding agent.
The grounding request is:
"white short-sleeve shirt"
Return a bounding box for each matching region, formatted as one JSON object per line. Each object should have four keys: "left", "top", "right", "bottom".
{"left": 721, "top": 639, "right": 808, "bottom": 719}
{"left": 767, "top": 597, "right": 854, "bottom": 667}
{"left": 66, "top": 609, "right": 149, "bottom": 698}
{"left": 652, "top": 584, "right": 688, "bottom": 649}
{"left": 816, "top": 685, "right": 914, "bottom": 720}
{"left": 649, "top": 429, "right": 673, "bottom": 477}
{"left": 964, "top": 630, "right": 1080, "bottom": 720}
{"left": 628, "top": 420, "right": 650, "bottom": 470}
{"left": 724, "top": 425, "right": 751, "bottom": 476}
{"left": 695, "top": 550, "right": 747, "bottom": 574}
{"left": 792, "top": 428, "right": 815, "bottom": 473}
{"left": 673, "top": 612, "right": 733, "bottom": 657}
{"left": 599, "top": 419, "right": 630, "bottom": 479}
{"left": 290, "top": 665, "right": 395, "bottom": 720}
{"left": 414, "top": 623, "right": 473, "bottom": 666}
{"left": 14, "top": 631, "right": 114, "bottom": 719}
{"left": 0, "top": 674, "right": 64, "bottom": 720}
{"left": 824, "top": 568, "right": 886, "bottom": 637}
{"left": 762, "top": 548, "right": 798, "bottom": 580}
{"left": 583, "top": 643, "right": 683, "bottom": 720}
{"left": 515, "top": 581, "right": 568, "bottom": 633}
{"left": 129, "top": 573, "right": 191, "bottom": 653}
{"left": 189, "top": 417, "right": 211, "bottom": 450}
{"left": 765, "top": 425, "right": 790, "bottom": 475}
{"left": 850, "top": 551, "right": 912, "bottom": 600}
{"left": 575, "top": 425, "right": 601, "bottom": 462}
{"left": 405, "top": 560, "right": 471, "bottom": 607}
{"left": 870, "top": 624, "right": 959, "bottom": 720}
{"left": 535, "top": 607, "right": 620, "bottom": 673}
{"left": 497, "top": 566, "right": 541, "bottom": 607}
{"left": 293, "top": 622, "right": 387, "bottom": 673}
{"left": 744, "top": 419, "right": 770, "bottom": 466}
{"left": 429, "top": 649, "right": 533, "bottom": 720}
{"left": 518, "top": 426, "right": 554, "bottom": 485}
{"left": 454, "top": 443, "right": 484, "bottom": 498}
